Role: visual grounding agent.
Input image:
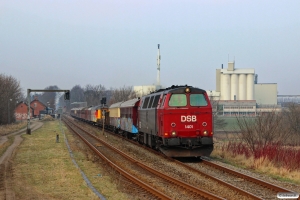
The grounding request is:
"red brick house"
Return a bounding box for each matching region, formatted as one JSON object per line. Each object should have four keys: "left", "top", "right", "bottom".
{"left": 30, "top": 97, "right": 47, "bottom": 118}
{"left": 14, "top": 102, "right": 34, "bottom": 121}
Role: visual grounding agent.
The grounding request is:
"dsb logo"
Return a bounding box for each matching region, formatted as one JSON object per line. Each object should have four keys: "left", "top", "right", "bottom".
{"left": 181, "top": 115, "right": 197, "bottom": 122}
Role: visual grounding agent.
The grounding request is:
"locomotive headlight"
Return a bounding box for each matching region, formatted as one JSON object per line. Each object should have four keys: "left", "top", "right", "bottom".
{"left": 203, "top": 130, "right": 208, "bottom": 135}
{"left": 171, "top": 131, "right": 177, "bottom": 137}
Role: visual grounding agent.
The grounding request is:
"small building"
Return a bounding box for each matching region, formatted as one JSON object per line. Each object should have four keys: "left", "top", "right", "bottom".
{"left": 14, "top": 101, "right": 34, "bottom": 121}
{"left": 30, "top": 96, "right": 47, "bottom": 118}
{"left": 212, "top": 100, "right": 257, "bottom": 117}
{"left": 255, "top": 83, "right": 278, "bottom": 105}
{"left": 134, "top": 85, "right": 162, "bottom": 97}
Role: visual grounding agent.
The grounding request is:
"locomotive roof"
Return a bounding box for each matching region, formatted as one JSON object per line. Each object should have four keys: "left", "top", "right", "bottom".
{"left": 120, "top": 98, "right": 140, "bottom": 108}
{"left": 152, "top": 85, "right": 206, "bottom": 94}
{"left": 88, "top": 105, "right": 100, "bottom": 110}
{"left": 109, "top": 101, "right": 123, "bottom": 108}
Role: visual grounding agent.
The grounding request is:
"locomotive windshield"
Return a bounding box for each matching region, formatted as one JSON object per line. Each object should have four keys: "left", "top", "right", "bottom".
{"left": 169, "top": 94, "right": 187, "bottom": 106}
{"left": 168, "top": 93, "right": 207, "bottom": 107}
{"left": 190, "top": 94, "right": 208, "bottom": 106}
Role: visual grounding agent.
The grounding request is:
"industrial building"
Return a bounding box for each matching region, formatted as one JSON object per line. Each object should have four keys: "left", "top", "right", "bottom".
{"left": 216, "top": 62, "right": 255, "bottom": 101}
{"left": 133, "top": 43, "right": 280, "bottom": 116}
{"left": 211, "top": 61, "right": 280, "bottom": 116}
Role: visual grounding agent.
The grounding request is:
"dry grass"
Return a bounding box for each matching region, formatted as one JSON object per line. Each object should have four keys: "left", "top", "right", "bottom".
{"left": 212, "top": 137, "right": 300, "bottom": 185}
{"left": 0, "top": 121, "right": 27, "bottom": 136}
{"left": 0, "top": 136, "right": 14, "bottom": 157}
{"left": 12, "top": 120, "right": 129, "bottom": 200}
{"left": 42, "top": 115, "right": 56, "bottom": 121}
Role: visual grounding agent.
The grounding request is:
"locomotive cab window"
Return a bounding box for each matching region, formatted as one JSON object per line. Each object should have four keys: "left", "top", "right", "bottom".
{"left": 152, "top": 95, "right": 160, "bottom": 108}
{"left": 142, "top": 97, "right": 150, "bottom": 109}
{"left": 160, "top": 95, "right": 166, "bottom": 107}
{"left": 148, "top": 96, "right": 154, "bottom": 108}
{"left": 190, "top": 94, "right": 208, "bottom": 106}
{"left": 169, "top": 94, "right": 187, "bottom": 107}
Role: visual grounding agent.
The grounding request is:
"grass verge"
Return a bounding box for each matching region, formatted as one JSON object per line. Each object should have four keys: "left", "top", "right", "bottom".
{"left": 0, "top": 121, "right": 27, "bottom": 136}
{"left": 12, "top": 120, "right": 129, "bottom": 200}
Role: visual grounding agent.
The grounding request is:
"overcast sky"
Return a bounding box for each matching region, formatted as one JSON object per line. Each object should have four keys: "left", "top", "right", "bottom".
{"left": 1, "top": 0, "right": 299, "bottom": 95}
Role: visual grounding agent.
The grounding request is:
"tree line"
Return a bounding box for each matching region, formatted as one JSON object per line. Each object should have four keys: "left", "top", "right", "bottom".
{"left": 0, "top": 73, "right": 139, "bottom": 125}
{"left": 0, "top": 74, "right": 24, "bottom": 125}
{"left": 57, "top": 84, "right": 138, "bottom": 111}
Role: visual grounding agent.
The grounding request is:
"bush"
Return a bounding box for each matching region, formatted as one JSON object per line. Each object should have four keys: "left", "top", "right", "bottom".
{"left": 222, "top": 109, "right": 300, "bottom": 171}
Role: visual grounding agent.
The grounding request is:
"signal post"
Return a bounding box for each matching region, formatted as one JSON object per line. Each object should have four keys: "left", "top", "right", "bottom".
{"left": 27, "top": 89, "right": 70, "bottom": 134}
{"left": 101, "top": 97, "right": 106, "bottom": 136}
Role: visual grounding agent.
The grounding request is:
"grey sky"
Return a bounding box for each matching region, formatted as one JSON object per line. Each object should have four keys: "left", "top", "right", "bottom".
{"left": 1, "top": 0, "right": 299, "bottom": 95}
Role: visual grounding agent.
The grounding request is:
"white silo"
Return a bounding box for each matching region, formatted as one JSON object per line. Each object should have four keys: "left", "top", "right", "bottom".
{"left": 218, "top": 62, "right": 255, "bottom": 101}
{"left": 221, "top": 74, "right": 231, "bottom": 100}
{"left": 246, "top": 74, "right": 254, "bottom": 100}
{"left": 220, "top": 74, "right": 225, "bottom": 100}
{"left": 231, "top": 74, "right": 239, "bottom": 100}
{"left": 239, "top": 74, "right": 247, "bottom": 100}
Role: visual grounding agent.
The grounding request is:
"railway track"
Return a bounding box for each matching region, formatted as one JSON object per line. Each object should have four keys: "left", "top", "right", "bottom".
{"left": 174, "top": 158, "right": 298, "bottom": 200}
{"left": 63, "top": 116, "right": 224, "bottom": 200}
{"left": 199, "top": 158, "right": 296, "bottom": 195}
{"left": 64, "top": 116, "right": 299, "bottom": 199}
{"left": 106, "top": 123, "right": 298, "bottom": 199}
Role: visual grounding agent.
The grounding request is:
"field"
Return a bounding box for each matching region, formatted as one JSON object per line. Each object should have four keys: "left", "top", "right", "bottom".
{"left": 215, "top": 116, "right": 249, "bottom": 132}
{"left": 11, "top": 120, "right": 129, "bottom": 200}
{"left": 212, "top": 116, "right": 300, "bottom": 185}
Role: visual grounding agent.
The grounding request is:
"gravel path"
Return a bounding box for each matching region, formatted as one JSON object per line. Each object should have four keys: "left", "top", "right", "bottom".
{"left": 0, "top": 120, "right": 43, "bottom": 200}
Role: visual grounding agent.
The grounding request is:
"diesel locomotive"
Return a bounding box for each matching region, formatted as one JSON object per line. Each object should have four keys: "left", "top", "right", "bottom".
{"left": 71, "top": 85, "right": 214, "bottom": 157}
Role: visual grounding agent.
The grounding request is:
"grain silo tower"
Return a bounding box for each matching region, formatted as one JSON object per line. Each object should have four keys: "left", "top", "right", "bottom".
{"left": 216, "top": 62, "right": 255, "bottom": 100}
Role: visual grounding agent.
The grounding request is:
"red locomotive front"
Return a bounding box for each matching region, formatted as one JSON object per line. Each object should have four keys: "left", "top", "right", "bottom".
{"left": 157, "top": 86, "right": 213, "bottom": 157}
{"left": 138, "top": 85, "right": 214, "bottom": 157}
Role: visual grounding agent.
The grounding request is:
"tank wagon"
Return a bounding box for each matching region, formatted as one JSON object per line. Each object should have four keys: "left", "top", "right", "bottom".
{"left": 70, "top": 85, "right": 213, "bottom": 157}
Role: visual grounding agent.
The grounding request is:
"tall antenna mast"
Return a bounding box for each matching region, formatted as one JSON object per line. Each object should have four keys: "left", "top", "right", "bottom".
{"left": 157, "top": 44, "right": 161, "bottom": 86}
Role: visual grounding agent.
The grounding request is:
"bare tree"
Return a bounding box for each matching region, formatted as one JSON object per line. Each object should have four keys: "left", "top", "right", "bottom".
{"left": 281, "top": 103, "right": 300, "bottom": 145}
{"left": 0, "top": 74, "right": 23, "bottom": 124}
{"left": 84, "top": 84, "right": 106, "bottom": 106}
{"left": 37, "top": 85, "right": 59, "bottom": 110}
{"left": 58, "top": 85, "right": 85, "bottom": 111}
{"left": 70, "top": 85, "right": 85, "bottom": 103}
{"left": 209, "top": 99, "right": 227, "bottom": 130}
{"left": 109, "top": 85, "right": 138, "bottom": 104}
{"left": 236, "top": 110, "right": 290, "bottom": 153}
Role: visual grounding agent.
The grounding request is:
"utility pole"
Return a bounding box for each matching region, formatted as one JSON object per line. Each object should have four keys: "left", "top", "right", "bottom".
{"left": 102, "top": 109, "right": 105, "bottom": 135}
{"left": 157, "top": 44, "right": 161, "bottom": 87}
{"left": 8, "top": 99, "right": 12, "bottom": 124}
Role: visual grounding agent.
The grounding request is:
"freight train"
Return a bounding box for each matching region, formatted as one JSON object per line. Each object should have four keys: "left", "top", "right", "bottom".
{"left": 70, "top": 85, "right": 214, "bottom": 157}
